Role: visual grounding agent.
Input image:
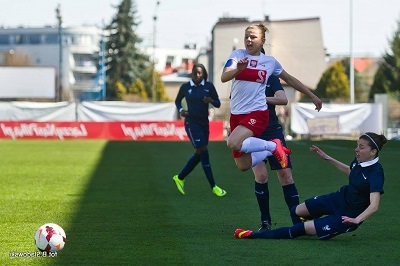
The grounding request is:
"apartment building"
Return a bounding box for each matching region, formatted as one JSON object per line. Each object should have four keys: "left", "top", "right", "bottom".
{"left": 0, "top": 26, "right": 103, "bottom": 100}
{"left": 0, "top": 25, "right": 201, "bottom": 101}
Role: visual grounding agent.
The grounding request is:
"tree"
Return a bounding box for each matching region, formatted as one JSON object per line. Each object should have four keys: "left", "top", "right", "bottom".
{"left": 141, "top": 65, "right": 169, "bottom": 102}
{"left": 341, "top": 58, "right": 367, "bottom": 102}
{"left": 315, "top": 61, "right": 349, "bottom": 101}
{"left": 114, "top": 80, "right": 127, "bottom": 99}
{"left": 370, "top": 19, "right": 400, "bottom": 100}
{"left": 104, "top": 0, "right": 149, "bottom": 99}
{"left": 128, "top": 78, "right": 148, "bottom": 101}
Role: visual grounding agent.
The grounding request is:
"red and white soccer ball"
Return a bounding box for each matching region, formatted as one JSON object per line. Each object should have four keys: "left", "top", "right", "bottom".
{"left": 34, "top": 223, "right": 66, "bottom": 253}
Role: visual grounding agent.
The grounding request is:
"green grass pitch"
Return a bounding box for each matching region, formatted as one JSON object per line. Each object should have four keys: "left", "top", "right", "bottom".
{"left": 1, "top": 139, "right": 399, "bottom": 265}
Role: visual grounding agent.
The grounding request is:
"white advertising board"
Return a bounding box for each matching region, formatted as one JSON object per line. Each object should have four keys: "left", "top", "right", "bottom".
{"left": 0, "top": 67, "right": 56, "bottom": 98}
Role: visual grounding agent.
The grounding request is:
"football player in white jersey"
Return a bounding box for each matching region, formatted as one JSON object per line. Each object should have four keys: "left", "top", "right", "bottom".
{"left": 221, "top": 23, "right": 322, "bottom": 172}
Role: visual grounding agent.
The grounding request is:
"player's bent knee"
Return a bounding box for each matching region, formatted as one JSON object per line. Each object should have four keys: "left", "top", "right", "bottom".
{"left": 227, "top": 140, "right": 241, "bottom": 151}
{"left": 235, "top": 162, "right": 251, "bottom": 171}
{"left": 280, "top": 177, "right": 294, "bottom": 186}
{"left": 255, "top": 174, "right": 267, "bottom": 183}
{"left": 237, "top": 165, "right": 251, "bottom": 172}
{"left": 277, "top": 170, "right": 294, "bottom": 185}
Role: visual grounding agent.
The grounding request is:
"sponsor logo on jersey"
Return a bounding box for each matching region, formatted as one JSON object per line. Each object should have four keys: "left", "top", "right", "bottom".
{"left": 188, "top": 89, "right": 192, "bottom": 94}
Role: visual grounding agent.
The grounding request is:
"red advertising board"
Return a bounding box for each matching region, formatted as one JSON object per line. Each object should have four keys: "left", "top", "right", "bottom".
{"left": 0, "top": 121, "right": 225, "bottom": 141}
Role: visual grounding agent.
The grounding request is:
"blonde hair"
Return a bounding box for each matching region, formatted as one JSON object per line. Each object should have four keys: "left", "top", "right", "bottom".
{"left": 245, "top": 23, "right": 269, "bottom": 39}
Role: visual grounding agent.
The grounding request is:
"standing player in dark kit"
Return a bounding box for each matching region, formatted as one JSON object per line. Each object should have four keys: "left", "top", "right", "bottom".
{"left": 173, "top": 63, "right": 227, "bottom": 197}
{"left": 252, "top": 75, "right": 301, "bottom": 232}
{"left": 235, "top": 132, "right": 387, "bottom": 240}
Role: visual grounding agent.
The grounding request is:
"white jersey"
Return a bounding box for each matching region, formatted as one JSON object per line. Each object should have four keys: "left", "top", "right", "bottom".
{"left": 226, "top": 49, "right": 283, "bottom": 114}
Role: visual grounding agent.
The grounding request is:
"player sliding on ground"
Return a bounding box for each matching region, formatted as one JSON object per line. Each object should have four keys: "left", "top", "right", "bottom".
{"left": 235, "top": 132, "right": 387, "bottom": 240}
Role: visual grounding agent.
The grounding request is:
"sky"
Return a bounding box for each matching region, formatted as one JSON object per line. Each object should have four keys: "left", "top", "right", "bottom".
{"left": 2, "top": 0, "right": 400, "bottom": 57}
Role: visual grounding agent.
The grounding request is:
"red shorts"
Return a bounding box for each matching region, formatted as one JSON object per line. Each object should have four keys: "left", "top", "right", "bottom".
{"left": 229, "top": 109, "right": 270, "bottom": 158}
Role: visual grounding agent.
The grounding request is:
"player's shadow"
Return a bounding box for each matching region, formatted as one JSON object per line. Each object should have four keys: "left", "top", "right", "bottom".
{"left": 51, "top": 141, "right": 183, "bottom": 265}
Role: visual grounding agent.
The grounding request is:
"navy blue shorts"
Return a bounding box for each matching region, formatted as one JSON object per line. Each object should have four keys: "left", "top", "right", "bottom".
{"left": 259, "top": 125, "right": 292, "bottom": 170}
{"left": 185, "top": 121, "right": 209, "bottom": 149}
{"left": 305, "top": 192, "right": 360, "bottom": 240}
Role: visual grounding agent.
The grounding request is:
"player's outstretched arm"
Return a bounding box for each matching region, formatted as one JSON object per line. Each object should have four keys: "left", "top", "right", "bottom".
{"left": 310, "top": 145, "right": 350, "bottom": 175}
{"left": 279, "top": 70, "right": 322, "bottom": 111}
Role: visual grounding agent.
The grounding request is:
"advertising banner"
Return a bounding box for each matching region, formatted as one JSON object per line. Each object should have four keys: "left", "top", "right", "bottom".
{"left": 0, "top": 121, "right": 224, "bottom": 141}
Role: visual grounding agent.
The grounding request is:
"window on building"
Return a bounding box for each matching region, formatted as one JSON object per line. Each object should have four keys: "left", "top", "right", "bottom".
{"left": 0, "top": 34, "right": 9, "bottom": 45}
{"left": 74, "top": 73, "right": 96, "bottom": 82}
{"left": 182, "top": 58, "right": 189, "bottom": 70}
{"left": 166, "top": 55, "right": 174, "bottom": 64}
{"left": 74, "top": 54, "right": 95, "bottom": 67}
{"left": 28, "top": 34, "right": 41, "bottom": 44}
{"left": 165, "top": 55, "right": 174, "bottom": 70}
{"left": 44, "top": 34, "right": 59, "bottom": 44}
{"left": 15, "top": 34, "right": 24, "bottom": 44}
{"left": 71, "top": 35, "right": 92, "bottom": 45}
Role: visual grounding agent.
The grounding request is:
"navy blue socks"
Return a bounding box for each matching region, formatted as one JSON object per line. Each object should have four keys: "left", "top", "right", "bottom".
{"left": 179, "top": 153, "right": 201, "bottom": 179}
{"left": 199, "top": 150, "right": 216, "bottom": 188}
{"left": 251, "top": 222, "right": 306, "bottom": 239}
{"left": 283, "top": 184, "right": 301, "bottom": 224}
{"left": 255, "top": 181, "right": 271, "bottom": 224}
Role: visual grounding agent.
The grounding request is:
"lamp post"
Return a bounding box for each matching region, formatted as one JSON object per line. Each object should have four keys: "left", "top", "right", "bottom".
{"left": 151, "top": 1, "right": 160, "bottom": 102}
{"left": 56, "top": 4, "right": 63, "bottom": 102}
{"left": 349, "top": 0, "right": 355, "bottom": 104}
{"left": 100, "top": 30, "right": 106, "bottom": 100}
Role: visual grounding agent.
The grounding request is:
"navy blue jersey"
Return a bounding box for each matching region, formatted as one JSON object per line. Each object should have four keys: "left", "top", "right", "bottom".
{"left": 175, "top": 80, "right": 220, "bottom": 127}
{"left": 261, "top": 75, "right": 283, "bottom": 135}
{"left": 340, "top": 157, "right": 384, "bottom": 213}
{"left": 304, "top": 157, "right": 384, "bottom": 239}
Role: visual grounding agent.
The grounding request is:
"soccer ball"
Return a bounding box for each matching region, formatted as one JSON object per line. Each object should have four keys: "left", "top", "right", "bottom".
{"left": 34, "top": 223, "right": 66, "bottom": 253}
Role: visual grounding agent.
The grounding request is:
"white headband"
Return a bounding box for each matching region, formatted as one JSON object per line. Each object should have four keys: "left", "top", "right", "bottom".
{"left": 363, "top": 134, "right": 380, "bottom": 151}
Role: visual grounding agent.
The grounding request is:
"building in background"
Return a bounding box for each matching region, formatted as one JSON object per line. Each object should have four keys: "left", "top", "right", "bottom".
{"left": 145, "top": 45, "right": 201, "bottom": 101}
{"left": 0, "top": 26, "right": 103, "bottom": 100}
{"left": 0, "top": 17, "right": 379, "bottom": 115}
{"left": 0, "top": 25, "right": 201, "bottom": 102}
